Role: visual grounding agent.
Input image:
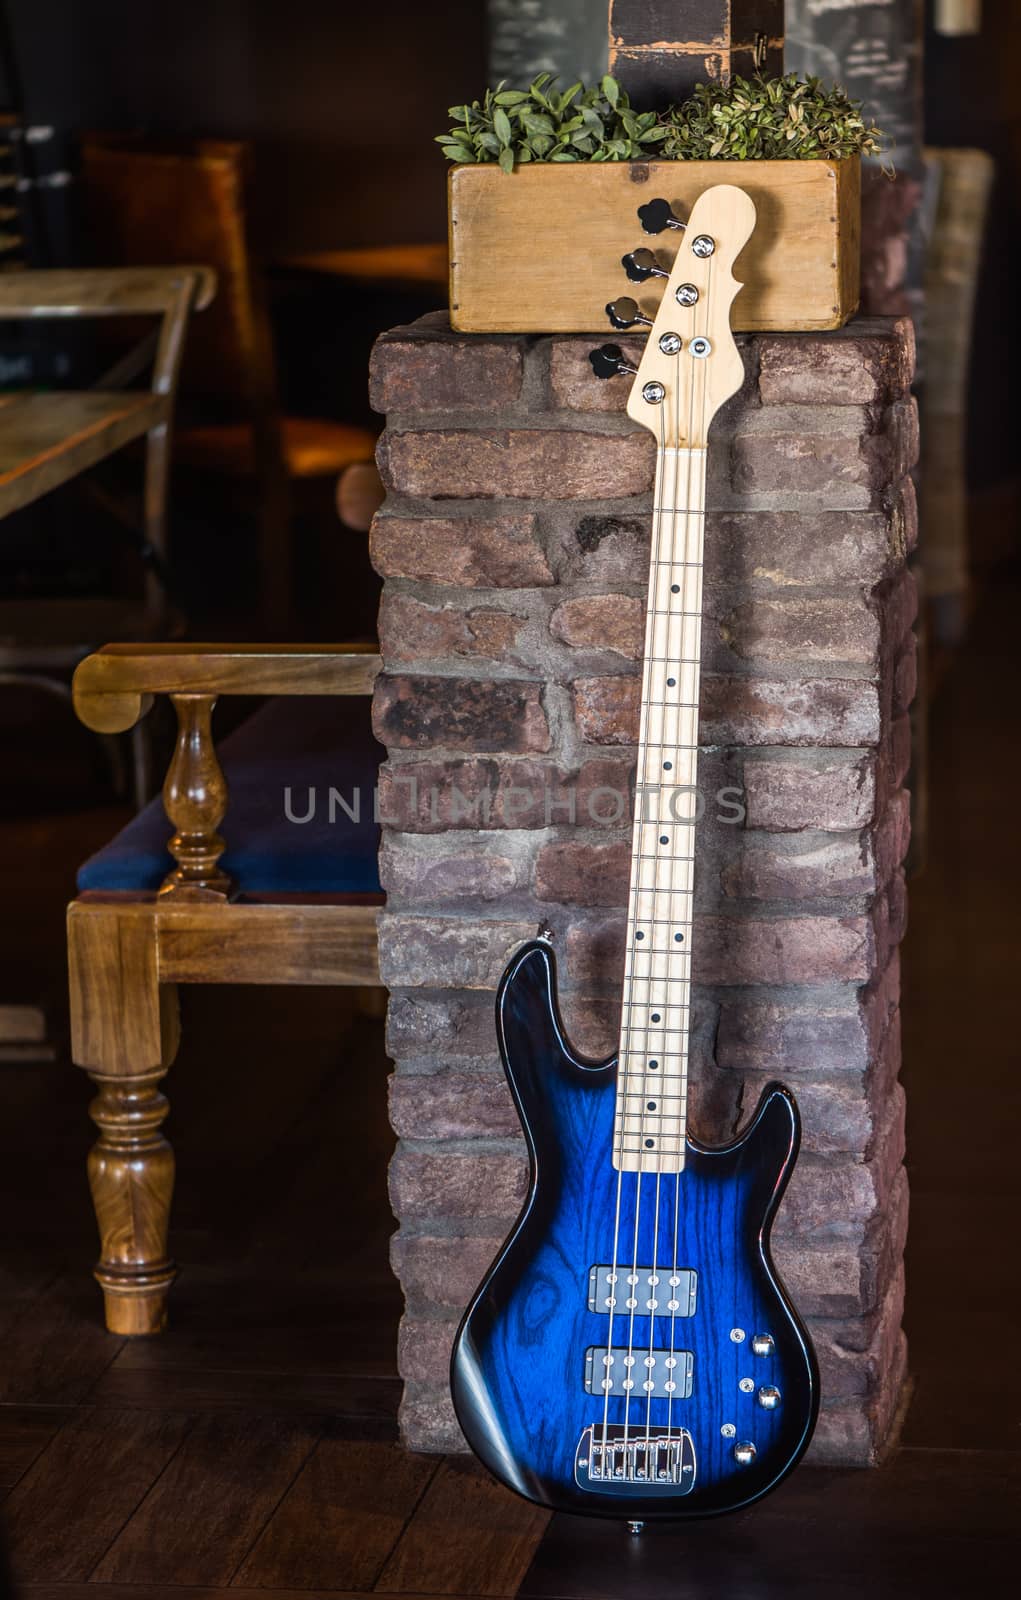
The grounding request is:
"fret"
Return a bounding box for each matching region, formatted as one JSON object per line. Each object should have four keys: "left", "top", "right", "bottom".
{"left": 615, "top": 439, "right": 708, "bottom": 1168}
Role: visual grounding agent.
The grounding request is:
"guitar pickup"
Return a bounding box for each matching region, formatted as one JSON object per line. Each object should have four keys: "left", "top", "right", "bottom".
{"left": 585, "top": 1345, "right": 694, "bottom": 1399}
{"left": 587, "top": 1265, "right": 697, "bottom": 1316}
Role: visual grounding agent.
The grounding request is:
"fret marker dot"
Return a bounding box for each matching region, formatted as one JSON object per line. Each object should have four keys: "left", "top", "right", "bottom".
{"left": 649, "top": 1060, "right": 659, "bottom": 1069}
{"left": 644, "top": 1138, "right": 655, "bottom": 1148}
{"left": 660, "top": 835, "right": 669, "bottom": 845}
{"left": 651, "top": 1013, "right": 661, "bottom": 1022}
{"left": 675, "top": 933, "right": 684, "bottom": 942}
{"left": 636, "top": 930, "right": 645, "bottom": 940}
{"left": 671, "top": 584, "right": 680, "bottom": 593}
{"left": 647, "top": 1101, "right": 657, "bottom": 1110}
{"left": 667, "top": 677, "right": 676, "bottom": 687}
{"left": 664, "top": 761, "right": 672, "bottom": 770}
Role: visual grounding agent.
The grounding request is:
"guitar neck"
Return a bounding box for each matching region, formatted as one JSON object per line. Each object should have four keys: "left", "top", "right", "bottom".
{"left": 615, "top": 444, "right": 708, "bottom": 1174}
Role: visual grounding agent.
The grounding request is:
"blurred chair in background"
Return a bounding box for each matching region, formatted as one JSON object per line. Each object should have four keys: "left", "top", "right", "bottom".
{"left": 80, "top": 136, "right": 378, "bottom": 632}
{"left": 0, "top": 264, "right": 215, "bottom": 803}
{"left": 920, "top": 147, "right": 995, "bottom": 646}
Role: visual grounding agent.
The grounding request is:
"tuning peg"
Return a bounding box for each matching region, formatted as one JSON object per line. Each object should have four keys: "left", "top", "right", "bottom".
{"left": 606, "top": 296, "right": 652, "bottom": 332}
{"left": 589, "top": 343, "right": 637, "bottom": 381}
{"left": 637, "top": 197, "right": 686, "bottom": 235}
{"left": 621, "top": 248, "right": 668, "bottom": 284}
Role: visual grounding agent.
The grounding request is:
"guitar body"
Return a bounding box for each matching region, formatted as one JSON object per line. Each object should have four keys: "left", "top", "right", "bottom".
{"left": 451, "top": 942, "right": 819, "bottom": 1520}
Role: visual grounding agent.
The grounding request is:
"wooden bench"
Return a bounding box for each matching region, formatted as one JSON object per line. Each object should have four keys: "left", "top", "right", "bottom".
{"left": 68, "top": 642, "right": 385, "bottom": 1334}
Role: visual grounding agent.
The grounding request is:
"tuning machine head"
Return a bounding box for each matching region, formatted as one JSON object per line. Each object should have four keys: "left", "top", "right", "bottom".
{"left": 637, "top": 197, "right": 685, "bottom": 236}
{"left": 588, "top": 343, "right": 638, "bottom": 381}
{"left": 621, "top": 248, "right": 668, "bottom": 284}
{"left": 606, "top": 296, "right": 652, "bottom": 332}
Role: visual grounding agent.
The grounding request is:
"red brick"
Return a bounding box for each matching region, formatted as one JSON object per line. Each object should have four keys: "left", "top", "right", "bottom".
{"left": 385, "top": 991, "right": 498, "bottom": 1060}
{"left": 814, "top": 1267, "right": 905, "bottom": 1400}
{"left": 728, "top": 406, "right": 874, "bottom": 506}
{"left": 757, "top": 319, "right": 915, "bottom": 407}
{"left": 370, "top": 512, "right": 554, "bottom": 588}
{"left": 893, "top": 632, "right": 918, "bottom": 714}
{"left": 380, "top": 839, "right": 529, "bottom": 903}
{"left": 390, "top": 1231, "right": 505, "bottom": 1307}
{"left": 716, "top": 965, "right": 900, "bottom": 1076}
{"left": 389, "top": 1071, "right": 519, "bottom": 1140}
{"left": 370, "top": 320, "right": 523, "bottom": 412}
{"left": 743, "top": 753, "right": 876, "bottom": 831}
{"left": 720, "top": 595, "right": 880, "bottom": 669}
{"left": 805, "top": 1329, "right": 907, "bottom": 1466}
{"left": 565, "top": 910, "right": 874, "bottom": 989}
{"left": 875, "top": 789, "right": 911, "bottom": 886}
{"left": 776, "top": 1164, "right": 908, "bottom": 1317}
{"left": 534, "top": 839, "right": 631, "bottom": 907}
{"left": 376, "top": 754, "right": 635, "bottom": 832}
{"left": 701, "top": 677, "right": 881, "bottom": 747}
{"left": 373, "top": 675, "right": 550, "bottom": 753}
{"left": 388, "top": 1145, "right": 527, "bottom": 1221}
{"left": 379, "top": 593, "right": 528, "bottom": 666}
{"left": 570, "top": 675, "right": 880, "bottom": 749}
{"left": 549, "top": 334, "right": 647, "bottom": 411}
{"left": 399, "top": 1384, "right": 465, "bottom": 1453}
{"left": 379, "top": 426, "right": 655, "bottom": 500}
{"left": 550, "top": 594, "right": 645, "bottom": 659}
{"left": 721, "top": 830, "right": 875, "bottom": 901}
{"left": 705, "top": 509, "right": 905, "bottom": 591}
{"left": 557, "top": 511, "right": 650, "bottom": 584}
{"left": 378, "top": 914, "right": 538, "bottom": 989}
{"left": 397, "top": 1316, "right": 457, "bottom": 1385}
{"left": 776, "top": 1088, "right": 905, "bottom": 1244}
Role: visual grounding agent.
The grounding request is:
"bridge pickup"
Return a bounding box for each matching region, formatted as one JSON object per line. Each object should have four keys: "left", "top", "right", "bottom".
{"left": 585, "top": 1345, "right": 694, "bottom": 1399}
{"left": 587, "top": 1265, "right": 697, "bottom": 1316}
{"left": 576, "top": 1424, "right": 696, "bottom": 1493}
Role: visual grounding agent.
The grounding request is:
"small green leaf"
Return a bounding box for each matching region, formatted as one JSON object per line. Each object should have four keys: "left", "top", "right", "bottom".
{"left": 498, "top": 145, "right": 515, "bottom": 173}
{"left": 602, "top": 74, "right": 619, "bottom": 107}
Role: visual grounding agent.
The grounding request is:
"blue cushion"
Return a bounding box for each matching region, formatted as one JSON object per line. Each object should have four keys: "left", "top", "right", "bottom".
{"left": 77, "top": 695, "right": 384, "bottom": 895}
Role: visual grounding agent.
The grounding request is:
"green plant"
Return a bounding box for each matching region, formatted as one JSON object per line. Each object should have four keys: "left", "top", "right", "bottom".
{"left": 436, "top": 72, "right": 883, "bottom": 172}
{"left": 436, "top": 73, "right": 669, "bottom": 173}
{"left": 663, "top": 73, "right": 884, "bottom": 162}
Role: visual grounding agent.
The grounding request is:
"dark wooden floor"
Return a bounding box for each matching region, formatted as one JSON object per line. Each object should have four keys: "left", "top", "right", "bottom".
{"left": 1, "top": 574, "right": 1019, "bottom": 1598}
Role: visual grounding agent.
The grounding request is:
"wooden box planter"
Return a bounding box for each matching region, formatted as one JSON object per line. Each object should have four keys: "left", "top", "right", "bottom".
{"left": 448, "top": 156, "right": 860, "bottom": 334}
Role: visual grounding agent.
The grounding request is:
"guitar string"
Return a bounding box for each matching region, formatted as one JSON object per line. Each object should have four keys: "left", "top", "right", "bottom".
{"left": 617, "top": 393, "right": 671, "bottom": 1459}
{"left": 598, "top": 354, "right": 672, "bottom": 1473}
{"left": 628, "top": 283, "right": 709, "bottom": 1460}
{"left": 668, "top": 269, "right": 711, "bottom": 1445}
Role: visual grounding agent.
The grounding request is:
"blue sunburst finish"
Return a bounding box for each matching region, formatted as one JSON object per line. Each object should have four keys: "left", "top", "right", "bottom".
{"left": 451, "top": 942, "right": 819, "bottom": 1520}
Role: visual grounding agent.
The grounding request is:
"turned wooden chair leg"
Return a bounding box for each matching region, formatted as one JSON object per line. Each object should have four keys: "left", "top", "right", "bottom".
{"left": 68, "top": 900, "right": 181, "bottom": 1334}
{"left": 87, "top": 1068, "right": 176, "bottom": 1334}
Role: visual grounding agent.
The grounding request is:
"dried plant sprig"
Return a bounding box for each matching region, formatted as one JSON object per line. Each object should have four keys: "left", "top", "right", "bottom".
{"left": 436, "top": 71, "right": 883, "bottom": 172}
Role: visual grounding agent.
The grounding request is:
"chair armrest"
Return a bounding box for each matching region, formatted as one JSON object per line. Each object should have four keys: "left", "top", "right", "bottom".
{"left": 73, "top": 643, "right": 381, "bottom": 733}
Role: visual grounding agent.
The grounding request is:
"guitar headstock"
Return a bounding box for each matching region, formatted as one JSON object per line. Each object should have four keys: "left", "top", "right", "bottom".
{"left": 589, "top": 184, "right": 756, "bottom": 450}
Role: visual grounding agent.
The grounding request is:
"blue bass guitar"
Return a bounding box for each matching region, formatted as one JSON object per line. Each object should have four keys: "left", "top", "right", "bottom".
{"left": 450, "top": 186, "right": 819, "bottom": 1524}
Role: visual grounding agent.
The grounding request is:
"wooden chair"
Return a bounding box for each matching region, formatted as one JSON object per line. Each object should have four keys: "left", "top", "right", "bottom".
{"left": 0, "top": 266, "right": 215, "bottom": 799}
{"left": 68, "top": 641, "right": 384, "bottom": 1335}
{"left": 80, "top": 136, "right": 378, "bottom": 628}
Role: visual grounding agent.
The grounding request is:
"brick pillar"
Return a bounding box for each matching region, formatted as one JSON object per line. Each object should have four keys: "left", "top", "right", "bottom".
{"left": 369, "top": 311, "right": 918, "bottom": 1466}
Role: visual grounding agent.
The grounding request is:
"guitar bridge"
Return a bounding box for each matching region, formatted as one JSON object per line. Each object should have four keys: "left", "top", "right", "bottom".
{"left": 575, "top": 1424, "right": 696, "bottom": 1495}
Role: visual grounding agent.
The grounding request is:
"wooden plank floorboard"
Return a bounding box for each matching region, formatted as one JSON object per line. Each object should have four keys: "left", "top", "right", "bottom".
{"left": 375, "top": 1456, "right": 550, "bottom": 1598}
{"left": 0, "top": 1272, "right": 123, "bottom": 1406}
{"left": 90, "top": 1411, "right": 322, "bottom": 1587}
{"left": 233, "top": 1436, "right": 438, "bottom": 1590}
{"left": 0, "top": 1404, "right": 72, "bottom": 1487}
{"left": 86, "top": 1364, "right": 402, "bottom": 1421}
{"left": 19, "top": 1589, "right": 494, "bottom": 1600}
{"left": 2, "top": 1407, "right": 192, "bottom": 1584}
{"left": 517, "top": 1449, "right": 1020, "bottom": 1599}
